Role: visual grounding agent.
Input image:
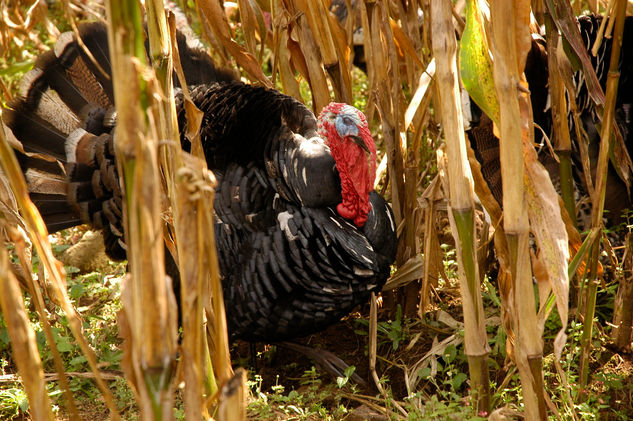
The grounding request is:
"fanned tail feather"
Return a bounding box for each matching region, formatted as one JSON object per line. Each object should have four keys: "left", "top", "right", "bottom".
{"left": 3, "top": 22, "right": 232, "bottom": 259}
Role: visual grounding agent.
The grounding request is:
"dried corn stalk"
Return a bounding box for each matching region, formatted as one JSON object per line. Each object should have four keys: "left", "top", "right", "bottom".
{"left": 105, "top": 1, "right": 178, "bottom": 418}
{"left": 431, "top": 0, "right": 490, "bottom": 413}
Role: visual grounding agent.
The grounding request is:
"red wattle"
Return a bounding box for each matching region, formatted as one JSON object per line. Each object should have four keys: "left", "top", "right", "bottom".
{"left": 317, "top": 104, "right": 376, "bottom": 229}
{"left": 337, "top": 202, "right": 356, "bottom": 220}
{"left": 354, "top": 213, "right": 368, "bottom": 227}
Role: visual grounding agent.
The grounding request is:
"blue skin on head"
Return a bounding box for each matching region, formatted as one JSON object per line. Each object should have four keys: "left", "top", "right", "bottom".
{"left": 333, "top": 107, "right": 370, "bottom": 155}
{"left": 335, "top": 115, "right": 359, "bottom": 137}
{"left": 334, "top": 105, "right": 362, "bottom": 138}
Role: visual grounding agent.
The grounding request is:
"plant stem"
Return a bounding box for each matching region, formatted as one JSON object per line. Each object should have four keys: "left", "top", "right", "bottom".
{"left": 580, "top": 0, "right": 627, "bottom": 388}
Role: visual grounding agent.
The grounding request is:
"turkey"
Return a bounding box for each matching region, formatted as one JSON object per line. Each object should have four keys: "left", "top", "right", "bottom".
{"left": 468, "top": 14, "right": 633, "bottom": 230}
{"left": 2, "top": 22, "right": 397, "bottom": 344}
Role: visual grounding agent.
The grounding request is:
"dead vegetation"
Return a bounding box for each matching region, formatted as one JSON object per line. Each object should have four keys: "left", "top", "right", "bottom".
{"left": 0, "top": 0, "right": 632, "bottom": 420}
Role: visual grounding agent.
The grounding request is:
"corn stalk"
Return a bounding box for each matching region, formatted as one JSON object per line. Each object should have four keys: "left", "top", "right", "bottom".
{"left": 105, "top": 1, "right": 179, "bottom": 418}
{"left": 544, "top": 14, "right": 576, "bottom": 227}
{"left": 579, "top": 0, "right": 627, "bottom": 388}
{"left": 0, "top": 247, "right": 54, "bottom": 421}
{"left": 0, "top": 83, "right": 121, "bottom": 421}
{"left": 489, "top": 0, "right": 548, "bottom": 418}
{"left": 0, "top": 130, "right": 81, "bottom": 418}
{"left": 431, "top": 0, "right": 490, "bottom": 413}
{"left": 149, "top": 2, "right": 221, "bottom": 419}
{"left": 194, "top": 0, "right": 271, "bottom": 87}
{"left": 611, "top": 231, "right": 633, "bottom": 351}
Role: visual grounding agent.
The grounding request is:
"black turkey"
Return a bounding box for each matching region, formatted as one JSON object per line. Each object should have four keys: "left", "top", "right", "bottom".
{"left": 2, "top": 22, "right": 397, "bottom": 344}
{"left": 467, "top": 14, "right": 633, "bottom": 229}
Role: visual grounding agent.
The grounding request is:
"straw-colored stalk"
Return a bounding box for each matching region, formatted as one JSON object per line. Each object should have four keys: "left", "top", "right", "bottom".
{"left": 431, "top": 0, "right": 490, "bottom": 413}
{"left": 361, "top": 1, "right": 405, "bottom": 226}
{"left": 0, "top": 153, "right": 81, "bottom": 418}
{"left": 304, "top": 0, "right": 347, "bottom": 103}
{"left": 173, "top": 8, "right": 238, "bottom": 407}
{"left": 197, "top": 164, "right": 236, "bottom": 392}
{"left": 580, "top": 0, "right": 627, "bottom": 388}
{"left": 194, "top": 0, "right": 271, "bottom": 87}
{"left": 363, "top": 1, "right": 425, "bottom": 316}
{"left": 543, "top": 14, "right": 576, "bottom": 227}
{"left": 0, "top": 247, "right": 54, "bottom": 421}
{"left": 148, "top": 2, "right": 219, "bottom": 418}
{"left": 105, "top": 0, "right": 178, "bottom": 418}
{"left": 236, "top": 0, "right": 267, "bottom": 61}
{"left": 270, "top": 0, "right": 302, "bottom": 101}
{"left": 281, "top": 0, "right": 331, "bottom": 111}
{"left": 360, "top": 0, "right": 407, "bottom": 313}
{"left": 611, "top": 232, "right": 633, "bottom": 351}
{"left": 166, "top": 10, "right": 240, "bottom": 411}
{"left": 217, "top": 368, "right": 248, "bottom": 420}
{"left": 404, "top": 60, "right": 438, "bottom": 312}
{"left": 489, "top": 0, "right": 547, "bottom": 418}
{"left": 0, "top": 90, "right": 121, "bottom": 421}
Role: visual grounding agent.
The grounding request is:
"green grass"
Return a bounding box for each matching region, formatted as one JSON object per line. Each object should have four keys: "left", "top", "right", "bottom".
{"left": 0, "top": 237, "right": 631, "bottom": 419}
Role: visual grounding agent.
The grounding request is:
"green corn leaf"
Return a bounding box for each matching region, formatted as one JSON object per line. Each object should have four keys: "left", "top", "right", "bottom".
{"left": 460, "top": 0, "right": 499, "bottom": 125}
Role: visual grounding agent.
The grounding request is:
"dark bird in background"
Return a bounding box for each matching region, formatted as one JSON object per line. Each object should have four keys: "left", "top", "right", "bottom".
{"left": 3, "top": 23, "right": 397, "bottom": 346}
{"left": 467, "top": 14, "right": 633, "bottom": 230}
{"left": 329, "top": 0, "right": 367, "bottom": 72}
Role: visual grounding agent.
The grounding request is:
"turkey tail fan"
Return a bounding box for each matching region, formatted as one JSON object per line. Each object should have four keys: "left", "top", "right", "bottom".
{"left": 13, "top": 152, "right": 81, "bottom": 231}
{"left": 3, "top": 22, "right": 235, "bottom": 260}
{"left": 4, "top": 22, "right": 122, "bottom": 259}
{"left": 466, "top": 110, "right": 503, "bottom": 205}
{"left": 6, "top": 119, "right": 127, "bottom": 260}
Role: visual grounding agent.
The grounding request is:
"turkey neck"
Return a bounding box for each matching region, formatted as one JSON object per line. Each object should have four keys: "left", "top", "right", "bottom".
{"left": 320, "top": 121, "right": 376, "bottom": 228}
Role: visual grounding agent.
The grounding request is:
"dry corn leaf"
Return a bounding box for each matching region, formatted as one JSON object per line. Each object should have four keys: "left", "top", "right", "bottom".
{"left": 288, "top": 0, "right": 330, "bottom": 111}
{"left": 272, "top": 9, "right": 303, "bottom": 100}
{"left": 325, "top": 7, "right": 353, "bottom": 103}
{"left": 389, "top": 17, "right": 423, "bottom": 68}
{"left": 305, "top": 1, "right": 338, "bottom": 66}
{"left": 196, "top": 0, "right": 272, "bottom": 86}
{"left": 0, "top": 249, "right": 54, "bottom": 421}
{"left": 0, "top": 166, "right": 23, "bottom": 237}
{"left": 285, "top": 19, "right": 311, "bottom": 83}
{"left": 404, "top": 59, "right": 435, "bottom": 130}
{"left": 383, "top": 254, "right": 424, "bottom": 290}
{"left": 545, "top": 0, "right": 605, "bottom": 107}
{"left": 524, "top": 145, "right": 569, "bottom": 350}
{"left": 237, "top": 0, "right": 267, "bottom": 60}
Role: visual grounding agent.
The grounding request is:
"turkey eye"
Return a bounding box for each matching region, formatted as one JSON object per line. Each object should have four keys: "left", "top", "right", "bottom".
{"left": 334, "top": 113, "right": 359, "bottom": 137}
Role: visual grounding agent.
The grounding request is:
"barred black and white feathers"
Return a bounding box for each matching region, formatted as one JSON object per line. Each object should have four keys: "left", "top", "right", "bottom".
{"left": 3, "top": 22, "right": 397, "bottom": 342}
{"left": 574, "top": 15, "right": 633, "bottom": 120}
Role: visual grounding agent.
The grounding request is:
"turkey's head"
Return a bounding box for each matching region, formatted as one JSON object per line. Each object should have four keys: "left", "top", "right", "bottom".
{"left": 317, "top": 103, "right": 376, "bottom": 227}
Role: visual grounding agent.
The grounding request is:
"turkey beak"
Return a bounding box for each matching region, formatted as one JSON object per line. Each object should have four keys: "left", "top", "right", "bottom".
{"left": 349, "top": 135, "right": 370, "bottom": 156}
